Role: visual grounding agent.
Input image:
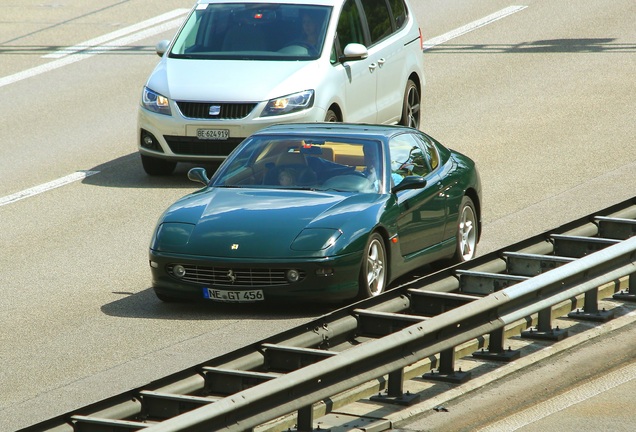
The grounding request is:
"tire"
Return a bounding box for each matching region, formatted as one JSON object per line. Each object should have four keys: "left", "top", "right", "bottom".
{"left": 141, "top": 154, "right": 177, "bottom": 176}
{"left": 453, "top": 196, "right": 478, "bottom": 263}
{"left": 357, "top": 232, "right": 388, "bottom": 299}
{"left": 325, "top": 109, "right": 339, "bottom": 122}
{"left": 399, "top": 79, "right": 420, "bottom": 129}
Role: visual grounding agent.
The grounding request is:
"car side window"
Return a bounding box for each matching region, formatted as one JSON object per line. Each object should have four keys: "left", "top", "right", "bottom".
{"left": 388, "top": 0, "right": 408, "bottom": 30}
{"left": 360, "top": 0, "right": 393, "bottom": 44}
{"left": 389, "top": 133, "right": 433, "bottom": 186}
{"left": 415, "top": 133, "right": 440, "bottom": 170}
{"left": 336, "top": 0, "right": 365, "bottom": 50}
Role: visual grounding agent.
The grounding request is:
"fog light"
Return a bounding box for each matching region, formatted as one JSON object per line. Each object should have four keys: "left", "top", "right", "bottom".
{"left": 316, "top": 268, "right": 333, "bottom": 277}
{"left": 150, "top": 260, "right": 159, "bottom": 268}
{"left": 173, "top": 265, "right": 186, "bottom": 278}
{"left": 286, "top": 269, "right": 300, "bottom": 282}
{"left": 140, "top": 130, "right": 163, "bottom": 152}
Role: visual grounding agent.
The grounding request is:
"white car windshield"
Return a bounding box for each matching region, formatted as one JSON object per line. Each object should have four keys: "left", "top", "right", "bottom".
{"left": 170, "top": 3, "right": 331, "bottom": 60}
{"left": 211, "top": 135, "right": 385, "bottom": 193}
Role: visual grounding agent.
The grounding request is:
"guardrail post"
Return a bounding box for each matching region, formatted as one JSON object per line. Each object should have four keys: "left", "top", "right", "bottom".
{"left": 296, "top": 405, "right": 314, "bottom": 432}
{"left": 613, "top": 271, "right": 636, "bottom": 302}
{"left": 568, "top": 285, "right": 615, "bottom": 321}
{"left": 423, "top": 347, "right": 470, "bottom": 384}
{"left": 370, "top": 367, "right": 420, "bottom": 405}
{"left": 472, "top": 327, "right": 520, "bottom": 362}
{"left": 521, "top": 307, "right": 568, "bottom": 341}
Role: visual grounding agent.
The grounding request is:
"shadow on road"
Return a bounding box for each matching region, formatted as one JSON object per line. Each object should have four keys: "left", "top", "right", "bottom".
{"left": 81, "top": 152, "right": 222, "bottom": 190}
{"left": 101, "top": 286, "right": 338, "bottom": 321}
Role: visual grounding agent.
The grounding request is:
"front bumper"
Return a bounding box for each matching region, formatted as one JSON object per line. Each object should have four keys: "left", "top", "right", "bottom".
{"left": 149, "top": 249, "right": 362, "bottom": 303}
{"left": 137, "top": 103, "right": 327, "bottom": 162}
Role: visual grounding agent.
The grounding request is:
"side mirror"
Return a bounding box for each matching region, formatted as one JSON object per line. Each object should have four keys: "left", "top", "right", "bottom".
{"left": 188, "top": 167, "right": 209, "bottom": 186}
{"left": 156, "top": 40, "right": 170, "bottom": 57}
{"left": 340, "top": 43, "right": 368, "bottom": 62}
{"left": 391, "top": 176, "right": 427, "bottom": 194}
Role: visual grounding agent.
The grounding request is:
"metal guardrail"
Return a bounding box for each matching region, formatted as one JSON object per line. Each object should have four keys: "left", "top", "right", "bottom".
{"left": 143, "top": 237, "right": 636, "bottom": 432}
{"left": 20, "top": 198, "right": 636, "bottom": 432}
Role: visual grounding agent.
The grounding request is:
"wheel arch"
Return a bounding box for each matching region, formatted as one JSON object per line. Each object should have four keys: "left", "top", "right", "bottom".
{"left": 369, "top": 225, "right": 394, "bottom": 282}
{"left": 464, "top": 188, "right": 482, "bottom": 241}
{"left": 327, "top": 103, "right": 343, "bottom": 122}
{"left": 407, "top": 71, "right": 423, "bottom": 98}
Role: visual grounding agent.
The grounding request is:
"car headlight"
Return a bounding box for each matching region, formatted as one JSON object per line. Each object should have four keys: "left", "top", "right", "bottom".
{"left": 141, "top": 86, "right": 172, "bottom": 116}
{"left": 291, "top": 228, "right": 342, "bottom": 251}
{"left": 261, "top": 90, "right": 314, "bottom": 117}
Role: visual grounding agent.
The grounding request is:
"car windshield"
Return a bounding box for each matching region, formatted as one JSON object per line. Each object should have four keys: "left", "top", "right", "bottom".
{"left": 211, "top": 134, "right": 385, "bottom": 193}
{"left": 170, "top": 3, "right": 331, "bottom": 60}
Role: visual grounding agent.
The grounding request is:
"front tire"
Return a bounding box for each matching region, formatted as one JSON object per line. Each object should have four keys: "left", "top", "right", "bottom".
{"left": 453, "top": 196, "right": 478, "bottom": 262}
{"left": 325, "top": 109, "right": 339, "bottom": 122}
{"left": 399, "top": 79, "right": 420, "bottom": 129}
{"left": 141, "top": 154, "right": 177, "bottom": 176}
{"left": 358, "top": 233, "right": 388, "bottom": 299}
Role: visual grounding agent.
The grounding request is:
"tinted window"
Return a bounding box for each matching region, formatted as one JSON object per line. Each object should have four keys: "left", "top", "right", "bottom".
{"left": 389, "top": 133, "right": 433, "bottom": 186}
{"left": 414, "top": 133, "right": 440, "bottom": 170}
{"left": 388, "top": 0, "right": 407, "bottom": 30}
{"left": 336, "top": 0, "right": 365, "bottom": 48}
{"left": 360, "top": 0, "right": 392, "bottom": 44}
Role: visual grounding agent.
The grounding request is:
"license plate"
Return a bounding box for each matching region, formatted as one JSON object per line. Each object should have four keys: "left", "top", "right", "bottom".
{"left": 203, "top": 288, "right": 264, "bottom": 302}
{"left": 197, "top": 128, "right": 229, "bottom": 140}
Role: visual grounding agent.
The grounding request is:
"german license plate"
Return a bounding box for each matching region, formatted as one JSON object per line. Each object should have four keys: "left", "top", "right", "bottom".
{"left": 197, "top": 128, "right": 229, "bottom": 140}
{"left": 203, "top": 288, "right": 264, "bottom": 302}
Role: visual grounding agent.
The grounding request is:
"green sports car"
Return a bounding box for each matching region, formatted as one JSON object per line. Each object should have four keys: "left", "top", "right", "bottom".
{"left": 149, "top": 123, "right": 482, "bottom": 303}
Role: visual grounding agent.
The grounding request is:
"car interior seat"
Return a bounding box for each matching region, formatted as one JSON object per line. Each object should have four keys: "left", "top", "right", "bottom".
{"left": 263, "top": 151, "right": 316, "bottom": 186}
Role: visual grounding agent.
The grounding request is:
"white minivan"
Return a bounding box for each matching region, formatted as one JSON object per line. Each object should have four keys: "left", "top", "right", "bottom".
{"left": 138, "top": 0, "right": 425, "bottom": 175}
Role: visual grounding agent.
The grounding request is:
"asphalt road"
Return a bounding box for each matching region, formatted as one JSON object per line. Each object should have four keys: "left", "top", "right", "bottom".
{"left": 1, "top": 1, "right": 635, "bottom": 431}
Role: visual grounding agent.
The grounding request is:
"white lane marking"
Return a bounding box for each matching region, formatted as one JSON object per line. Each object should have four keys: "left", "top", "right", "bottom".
{"left": 0, "top": 171, "right": 99, "bottom": 207}
{"left": 0, "top": 6, "right": 525, "bottom": 206}
{"left": 477, "top": 361, "right": 636, "bottom": 431}
{"left": 423, "top": 5, "right": 528, "bottom": 50}
{"left": 44, "top": 8, "right": 189, "bottom": 58}
{"left": 0, "top": 9, "right": 189, "bottom": 89}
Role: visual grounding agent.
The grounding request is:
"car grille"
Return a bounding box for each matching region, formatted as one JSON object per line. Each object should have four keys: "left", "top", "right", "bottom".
{"left": 167, "top": 264, "right": 306, "bottom": 286}
{"left": 176, "top": 101, "right": 257, "bottom": 119}
{"left": 164, "top": 136, "right": 244, "bottom": 156}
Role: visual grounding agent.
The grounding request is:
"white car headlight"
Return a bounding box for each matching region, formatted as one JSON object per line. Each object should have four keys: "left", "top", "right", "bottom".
{"left": 141, "top": 86, "right": 172, "bottom": 116}
{"left": 261, "top": 90, "right": 314, "bottom": 117}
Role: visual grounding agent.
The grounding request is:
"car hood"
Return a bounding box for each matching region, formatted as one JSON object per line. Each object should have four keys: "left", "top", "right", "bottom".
{"left": 153, "top": 188, "right": 384, "bottom": 258}
{"left": 148, "top": 58, "right": 321, "bottom": 102}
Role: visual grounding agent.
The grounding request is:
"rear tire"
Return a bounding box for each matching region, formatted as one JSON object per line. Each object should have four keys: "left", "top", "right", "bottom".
{"left": 453, "top": 196, "right": 478, "bottom": 262}
{"left": 357, "top": 233, "right": 387, "bottom": 299}
{"left": 399, "top": 79, "right": 420, "bottom": 129}
{"left": 141, "top": 154, "right": 177, "bottom": 176}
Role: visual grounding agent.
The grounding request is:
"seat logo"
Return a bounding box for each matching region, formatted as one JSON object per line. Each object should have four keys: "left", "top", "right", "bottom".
{"left": 209, "top": 105, "right": 221, "bottom": 116}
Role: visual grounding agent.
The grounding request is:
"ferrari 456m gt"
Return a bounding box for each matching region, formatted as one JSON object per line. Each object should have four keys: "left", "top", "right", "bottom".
{"left": 149, "top": 123, "right": 481, "bottom": 303}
